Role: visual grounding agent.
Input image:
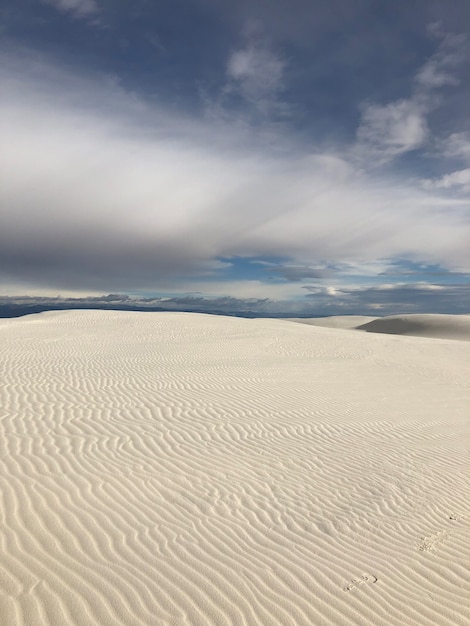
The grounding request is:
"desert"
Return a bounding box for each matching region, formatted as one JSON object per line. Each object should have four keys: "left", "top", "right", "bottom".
{"left": 0, "top": 310, "right": 469, "bottom": 625}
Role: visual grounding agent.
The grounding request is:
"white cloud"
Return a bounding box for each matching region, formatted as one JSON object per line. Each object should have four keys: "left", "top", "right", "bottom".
{"left": 415, "top": 32, "right": 465, "bottom": 88}
{"left": 227, "top": 46, "right": 285, "bottom": 105}
{"left": 356, "top": 99, "right": 428, "bottom": 160}
{"left": 1, "top": 47, "right": 469, "bottom": 295}
{"left": 356, "top": 29, "right": 466, "bottom": 163}
{"left": 42, "top": 0, "right": 99, "bottom": 19}
{"left": 442, "top": 132, "right": 470, "bottom": 161}
{"left": 210, "top": 25, "right": 289, "bottom": 121}
{"left": 422, "top": 168, "right": 470, "bottom": 193}
{"left": 423, "top": 129, "right": 470, "bottom": 194}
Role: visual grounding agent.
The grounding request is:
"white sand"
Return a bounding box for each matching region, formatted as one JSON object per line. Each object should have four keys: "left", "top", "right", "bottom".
{"left": 288, "top": 314, "right": 470, "bottom": 341}
{"left": 0, "top": 310, "right": 469, "bottom": 626}
{"left": 286, "top": 316, "right": 377, "bottom": 330}
{"left": 357, "top": 314, "right": 470, "bottom": 341}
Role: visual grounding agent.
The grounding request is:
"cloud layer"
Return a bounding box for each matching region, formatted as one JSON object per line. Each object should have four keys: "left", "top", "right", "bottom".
{"left": 1, "top": 46, "right": 468, "bottom": 298}
{"left": 1, "top": 4, "right": 469, "bottom": 314}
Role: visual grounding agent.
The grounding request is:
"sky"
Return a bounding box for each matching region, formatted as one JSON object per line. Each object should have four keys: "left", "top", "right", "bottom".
{"left": 1, "top": 0, "right": 469, "bottom": 315}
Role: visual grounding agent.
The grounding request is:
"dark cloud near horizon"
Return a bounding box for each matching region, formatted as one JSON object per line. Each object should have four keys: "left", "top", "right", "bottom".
{"left": 304, "top": 283, "right": 470, "bottom": 315}
{"left": 2, "top": 282, "right": 469, "bottom": 317}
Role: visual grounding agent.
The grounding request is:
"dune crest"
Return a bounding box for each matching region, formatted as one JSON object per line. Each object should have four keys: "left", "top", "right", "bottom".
{"left": 357, "top": 313, "right": 470, "bottom": 341}
{"left": 288, "top": 313, "right": 470, "bottom": 341}
{"left": 286, "top": 315, "right": 377, "bottom": 329}
{"left": 0, "top": 311, "right": 469, "bottom": 625}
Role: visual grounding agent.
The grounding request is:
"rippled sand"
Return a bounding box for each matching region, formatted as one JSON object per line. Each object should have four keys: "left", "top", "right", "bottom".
{"left": 0, "top": 311, "right": 469, "bottom": 625}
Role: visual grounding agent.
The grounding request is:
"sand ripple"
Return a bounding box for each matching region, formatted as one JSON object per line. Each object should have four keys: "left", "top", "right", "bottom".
{"left": 0, "top": 311, "right": 469, "bottom": 625}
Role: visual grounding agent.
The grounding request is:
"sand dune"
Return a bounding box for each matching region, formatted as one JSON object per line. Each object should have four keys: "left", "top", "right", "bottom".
{"left": 286, "top": 316, "right": 377, "bottom": 330}
{"left": 357, "top": 314, "right": 470, "bottom": 341}
{"left": 288, "top": 313, "right": 470, "bottom": 341}
{"left": 0, "top": 311, "right": 469, "bottom": 625}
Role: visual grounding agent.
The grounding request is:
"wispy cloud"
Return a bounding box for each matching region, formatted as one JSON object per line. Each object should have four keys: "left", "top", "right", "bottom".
{"left": 226, "top": 44, "right": 286, "bottom": 109}
{"left": 205, "top": 24, "right": 289, "bottom": 124}
{"left": 357, "top": 99, "right": 428, "bottom": 160}
{"left": 421, "top": 168, "right": 470, "bottom": 193}
{"left": 441, "top": 132, "right": 470, "bottom": 160}
{"left": 421, "top": 113, "right": 470, "bottom": 194}
{"left": 42, "top": 0, "right": 99, "bottom": 20}
{"left": 356, "top": 28, "right": 466, "bottom": 163}
{"left": 415, "top": 29, "right": 465, "bottom": 88}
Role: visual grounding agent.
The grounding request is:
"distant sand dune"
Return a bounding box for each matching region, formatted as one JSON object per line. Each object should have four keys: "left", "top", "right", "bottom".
{"left": 287, "top": 313, "right": 470, "bottom": 341}
{"left": 0, "top": 311, "right": 469, "bottom": 625}
{"left": 357, "top": 313, "right": 470, "bottom": 341}
{"left": 285, "top": 315, "right": 377, "bottom": 330}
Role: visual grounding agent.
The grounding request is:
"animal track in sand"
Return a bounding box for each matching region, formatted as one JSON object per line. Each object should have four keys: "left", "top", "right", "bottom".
{"left": 418, "top": 513, "right": 469, "bottom": 552}
{"left": 343, "top": 574, "right": 377, "bottom": 592}
{"left": 418, "top": 530, "right": 448, "bottom": 553}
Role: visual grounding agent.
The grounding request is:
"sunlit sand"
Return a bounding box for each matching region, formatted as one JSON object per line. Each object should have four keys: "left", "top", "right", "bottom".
{"left": 1, "top": 311, "right": 469, "bottom": 625}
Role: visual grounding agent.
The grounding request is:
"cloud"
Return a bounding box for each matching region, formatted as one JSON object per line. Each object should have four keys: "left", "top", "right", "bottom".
{"left": 303, "top": 282, "right": 470, "bottom": 314}
{"left": 356, "top": 28, "right": 466, "bottom": 163}
{"left": 421, "top": 168, "right": 470, "bottom": 193}
{"left": 226, "top": 45, "right": 285, "bottom": 106}
{"left": 422, "top": 131, "right": 470, "bottom": 193}
{"left": 205, "top": 25, "right": 289, "bottom": 123}
{"left": 1, "top": 46, "right": 469, "bottom": 297}
{"left": 42, "top": 0, "right": 99, "bottom": 19}
{"left": 441, "top": 132, "right": 470, "bottom": 161}
{"left": 415, "top": 30, "right": 466, "bottom": 88}
{"left": 2, "top": 280, "right": 469, "bottom": 317}
{"left": 264, "top": 265, "right": 331, "bottom": 282}
{"left": 357, "top": 99, "right": 428, "bottom": 160}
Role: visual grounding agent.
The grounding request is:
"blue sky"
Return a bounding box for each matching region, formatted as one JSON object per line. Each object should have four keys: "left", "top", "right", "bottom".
{"left": 1, "top": 0, "right": 469, "bottom": 315}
